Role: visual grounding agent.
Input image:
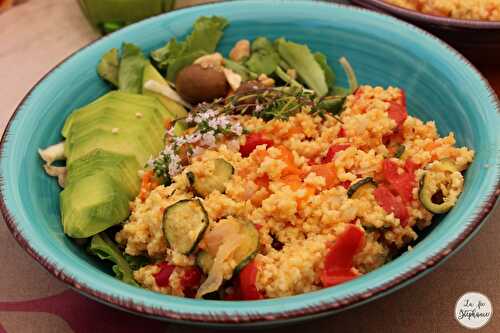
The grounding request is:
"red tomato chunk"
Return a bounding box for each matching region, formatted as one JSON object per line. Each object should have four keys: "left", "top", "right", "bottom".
{"left": 374, "top": 184, "right": 409, "bottom": 226}
{"left": 382, "top": 159, "right": 418, "bottom": 204}
{"left": 238, "top": 261, "right": 263, "bottom": 300}
{"left": 322, "top": 144, "right": 350, "bottom": 163}
{"left": 181, "top": 266, "right": 202, "bottom": 298}
{"left": 153, "top": 263, "right": 175, "bottom": 288}
{"left": 240, "top": 132, "right": 273, "bottom": 157}
{"left": 320, "top": 225, "right": 365, "bottom": 287}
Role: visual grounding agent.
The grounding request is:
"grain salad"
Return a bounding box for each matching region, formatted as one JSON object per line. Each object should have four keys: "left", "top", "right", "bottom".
{"left": 116, "top": 85, "right": 474, "bottom": 299}
{"left": 39, "top": 16, "right": 474, "bottom": 301}
{"left": 386, "top": 0, "right": 500, "bottom": 21}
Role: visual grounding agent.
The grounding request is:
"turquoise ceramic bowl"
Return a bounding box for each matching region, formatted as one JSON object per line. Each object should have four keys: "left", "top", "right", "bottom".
{"left": 1, "top": 0, "right": 499, "bottom": 326}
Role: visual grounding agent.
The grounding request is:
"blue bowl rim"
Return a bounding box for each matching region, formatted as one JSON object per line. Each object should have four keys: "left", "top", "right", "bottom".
{"left": 351, "top": 0, "right": 500, "bottom": 29}
{"left": 0, "top": 0, "right": 499, "bottom": 325}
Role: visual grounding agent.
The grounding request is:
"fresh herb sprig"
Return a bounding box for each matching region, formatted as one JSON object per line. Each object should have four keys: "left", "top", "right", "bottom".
{"left": 194, "top": 85, "right": 345, "bottom": 122}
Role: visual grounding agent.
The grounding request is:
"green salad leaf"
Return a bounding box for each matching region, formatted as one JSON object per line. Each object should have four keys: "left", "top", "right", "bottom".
{"left": 245, "top": 37, "right": 281, "bottom": 75}
{"left": 124, "top": 254, "right": 150, "bottom": 271}
{"left": 314, "top": 52, "right": 336, "bottom": 92}
{"left": 275, "top": 38, "right": 328, "bottom": 97}
{"left": 97, "top": 48, "right": 120, "bottom": 86}
{"left": 87, "top": 232, "right": 140, "bottom": 286}
{"left": 316, "top": 57, "right": 359, "bottom": 115}
{"left": 151, "top": 16, "right": 229, "bottom": 81}
{"left": 166, "top": 50, "right": 206, "bottom": 82}
{"left": 118, "top": 43, "right": 147, "bottom": 93}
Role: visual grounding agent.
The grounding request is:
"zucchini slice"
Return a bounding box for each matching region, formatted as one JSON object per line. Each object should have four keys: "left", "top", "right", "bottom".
{"left": 163, "top": 199, "right": 209, "bottom": 254}
{"left": 347, "top": 177, "right": 377, "bottom": 199}
{"left": 418, "top": 160, "right": 462, "bottom": 214}
{"left": 201, "top": 218, "right": 259, "bottom": 275}
{"left": 196, "top": 250, "right": 214, "bottom": 275}
{"left": 232, "top": 220, "right": 260, "bottom": 274}
{"left": 187, "top": 158, "right": 234, "bottom": 198}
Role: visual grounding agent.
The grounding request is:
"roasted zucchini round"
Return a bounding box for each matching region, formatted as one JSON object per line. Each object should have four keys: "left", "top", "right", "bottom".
{"left": 163, "top": 199, "right": 209, "bottom": 254}
{"left": 418, "top": 160, "right": 463, "bottom": 214}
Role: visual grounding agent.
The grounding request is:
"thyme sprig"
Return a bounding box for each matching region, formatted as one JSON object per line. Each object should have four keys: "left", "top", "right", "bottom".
{"left": 195, "top": 85, "right": 347, "bottom": 122}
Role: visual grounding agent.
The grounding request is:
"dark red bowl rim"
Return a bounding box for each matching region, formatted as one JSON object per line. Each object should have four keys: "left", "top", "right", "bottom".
{"left": 1, "top": 0, "right": 499, "bottom": 325}
{"left": 351, "top": 0, "right": 500, "bottom": 29}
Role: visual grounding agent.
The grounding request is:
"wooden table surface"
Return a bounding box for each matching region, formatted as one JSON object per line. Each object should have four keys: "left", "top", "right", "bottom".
{"left": 0, "top": 1, "right": 498, "bottom": 332}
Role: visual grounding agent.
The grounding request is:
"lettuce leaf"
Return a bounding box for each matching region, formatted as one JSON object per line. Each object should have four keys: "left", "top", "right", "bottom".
{"left": 151, "top": 16, "right": 229, "bottom": 80}
{"left": 275, "top": 38, "right": 328, "bottom": 97}
{"left": 97, "top": 48, "right": 120, "bottom": 86}
{"left": 245, "top": 37, "right": 280, "bottom": 75}
{"left": 118, "top": 43, "right": 147, "bottom": 93}
{"left": 314, "top": 52, "right": 336, "bottom": 92}
{"left": 166, "top": 50, "right": 206, "bottom": 82}
{"left": 87, "top": 232, "right": 141, "bottom": 286}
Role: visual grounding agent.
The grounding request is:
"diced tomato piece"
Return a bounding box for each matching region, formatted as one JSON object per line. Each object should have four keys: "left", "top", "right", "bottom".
{"left": 180, "top": 267, "right": 202, "bottom": 298}
{"left": 153, "top": 263, "right": 175, "bottom": 287}
{"left": 181, "top": 266, "right": 202, "bottom": 289}
{"left": 310, "top": 163, "right": 337, "bottom": 189}
{"left": 341, "top": 181, "right": 351, "bottom": 189}
{"left": 382, "top": 159, "right": 417, "bottom": 203}
{"left": 382, "top": 159, "right": 401, "bottom": 182}
{"left": 374, "top": 185, "right": 409, "bottom": 226}
{"left": 238, "top": 261, "right": 263, "bottom": 300}
{"left": 320, "top": 225, "right": 365, "bottom": 287}
{"left": 386, "top": 91, "right": 408, "bottom": 132}
{"left": 404, "top": 159, "right": 420, "bottom": 176}
{"left": 240, "top": 132, "right": 273, "bottom": 157}
{"left": 387, "top": 102, "right": 408, "bottom": 129}
{"left": 323, "top": 225, "right": 365, "bottom": 270}
{"left": 322, "top": 144, "right": 350, "bottom": 163}
{"left": 254, "top": 223, "right": 263, "bottom": 230}
{"left": 400, "top": 90, "right": 407, "bottom": 107}
{"left": 338, "top": 128, "right": 346, "bottom": 138}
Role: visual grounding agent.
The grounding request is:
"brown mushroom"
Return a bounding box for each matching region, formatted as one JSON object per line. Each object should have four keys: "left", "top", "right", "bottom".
{"left": 175, "top": 64, "right": 229, "bottom": 105}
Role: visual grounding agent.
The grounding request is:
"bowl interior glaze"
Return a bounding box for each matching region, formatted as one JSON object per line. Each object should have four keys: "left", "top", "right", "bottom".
{"left": 1, "top": 0, "right": 498, "bottom": 325}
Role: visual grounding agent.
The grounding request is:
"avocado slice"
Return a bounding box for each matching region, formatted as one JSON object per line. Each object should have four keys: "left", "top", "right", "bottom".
{"left": 66, "top": 108, "right": 164, "bottom": 141}
{"left": 142, "top": 63, "right": 188, "bottom": 119}
{"left": 61, "top": 172, "right": 130, "bottom": 238}
{"left": 59, "top": 89, "right": 178, "bottom": 238}
{"left": 62, "top": 91, "right": 173, "bottom": 138}
{"left": 106, "top": 90, "right": 177, "bottom": 121}
{"left": 64, "top": 107, "right": 165, "bottom": 159}
{"left": 65, "top": 149, "right": 141, "bottom": 199}
{"left": 66, "top": 127, "right": 157, "bottom": 165}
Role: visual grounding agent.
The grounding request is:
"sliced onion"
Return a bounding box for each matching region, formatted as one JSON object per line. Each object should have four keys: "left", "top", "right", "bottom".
{"left": 143, "top": 80, "right": 191, "bottom": 108}
{"left": 204, "top": 220, "right": 240, "bottom": 256}
{"left": 196, "top": 235, "right": 241, "bottom": 298}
